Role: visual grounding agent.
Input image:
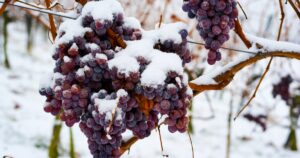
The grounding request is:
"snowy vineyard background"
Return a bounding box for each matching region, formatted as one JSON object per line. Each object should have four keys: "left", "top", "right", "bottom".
{"left": 0, "top": 0, "right": 300, "bottom": 158}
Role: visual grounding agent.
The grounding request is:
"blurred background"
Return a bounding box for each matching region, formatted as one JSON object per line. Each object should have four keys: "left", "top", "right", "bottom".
{"left": 0, "top": 0, "right": 300, "bottom": 157}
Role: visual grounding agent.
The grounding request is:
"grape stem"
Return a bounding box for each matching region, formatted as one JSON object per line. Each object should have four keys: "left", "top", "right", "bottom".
{"left": 107, "top": 28, "right": 127, "bottom": 49}
{"left": 120, "top": 136, "right": 139, "bottom": 155}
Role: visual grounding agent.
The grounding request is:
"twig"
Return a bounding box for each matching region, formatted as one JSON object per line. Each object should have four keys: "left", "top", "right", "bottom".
{"left": 237, "top": 1, "right": 248, "bottom": 19}
{"left": 15, "top": 0, "right": 46, "bottom": 10}
{"left": 3, "top": 11, "right": 11, "bottom": 69}
{"left": 157, "top": 125, "right": 164, "bottom": 152}
{"left": 0, "top": 1, "right": 77, "bottom": 19}
{"left": 277, "top": 0, "right": 285, "bottom": 41}
{"left": 21, "top": 9, "right": 51, "bottom": 30}
{"left": 234, "top": 57, "right": 273, "bottom": 120}
{"left": 226, "top": 96, "right": 233, "bottom": 158}
{"left": 108, "top": 107, "right": 117, "bottom": 132}
{"left": 287, "top": 0, "right": 300, "bottom": 18}
{"left": 187, "top": 131, "right": 195, "bottom": 158}
{"left": 234, "top": 20, "right": 252, "bottom": 48}
{"left": 0, "top": 2, "right": 263, "bottom": 56}
{"left": 0, "top": 0, "right": 11, "bottom": 16}
{"left": 45, "top": 0, "right": 57, "bottom": 40}
{"left": 234, "top": 0, "right": 285, "bottom": 120}
{"left": 158, "top": 14, "right": 163, "bottom": 28}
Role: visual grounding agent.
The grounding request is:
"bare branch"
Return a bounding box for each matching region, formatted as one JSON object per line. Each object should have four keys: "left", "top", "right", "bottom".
{"left": 234, "top": 57, "right": 273, "bottom": 120}
{"left": 234, "top": 20, "right": 252, "bottom": 48}
{"left": 21, "top": 9, "right": 51, "bottom": 30}
{"left": 234, "top": 1, "right": 285, "bottom": 120}
{"left": 45, "top": 0, "right": 57, "bottom": 40}
{"left": 277, "top": 0, "right": 286, "bottom": 41}
{"left": 187, "top": 132, "right": 195, "bottom": 158}
{"left": 287, "top": 0, "right": 300, "bottom": 18}
{"left": 237, "top": 1, "right": 248, "bottom": 19}
{"left": 0, "top": 0, "right": 11, "bottom": 16}
{"left": 0, "top": 1, "right": 77, "bottom": 19}
{"left": 190, "top": 17, "right": 300, "bottom": 93}
{"left": 189, "top": 51, "right": 300, "bottom": 93}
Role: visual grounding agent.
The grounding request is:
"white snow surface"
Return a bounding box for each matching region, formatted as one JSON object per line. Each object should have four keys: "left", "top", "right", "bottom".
{"left": 94, "top": 89, "right": 126, "bottom": 122}
{"left": 191, "top": 54, "right": 252, "bottom": 85}
{"left": 123, "top": 17, "right": 142, "bottom": 29}
{"left": 55, "top": 19, "right": 91, "bottom": 46}
{"left": 82, "top": 0, "right": 124, "bottom": 21}
{"left": 141, "top": 50, "right": 183, "bottom": 86}
{"left": 117, "top": 89, "right": 128, "bottom": 97}
{"left": 108, "top": 55, "right": 140, "bottom": 76}
{"left": 86, "top": 43, "right": 99, "bottom": 51}
{"left": 94, "top": 98, "right": 119, "bottom": 121}
{"left": 246, "top": 33, "right": 300, "bottom": 52}
{"left": 109, "top": 22, "right": 187, "bottom": 84}
{"left": 145, "top": 22, "right": 187, "bottom": 44}
{"left": 96, "top": 53, "right": 108, "bottom": 60}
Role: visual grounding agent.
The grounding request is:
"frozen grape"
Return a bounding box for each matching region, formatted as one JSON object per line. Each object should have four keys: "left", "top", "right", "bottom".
{"left": 182, "top": 0, "right": 239, "bottom": 64}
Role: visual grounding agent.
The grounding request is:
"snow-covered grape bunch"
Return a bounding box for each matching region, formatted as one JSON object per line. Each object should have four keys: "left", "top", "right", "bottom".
{"left": 272, "top": 75, "right": 293, "bottom": 103}
{"left": 182, "top": 0, "right": 238, "bottom": 65}
{"left": 39, "top": 0, "right": 192, "bottom": 157}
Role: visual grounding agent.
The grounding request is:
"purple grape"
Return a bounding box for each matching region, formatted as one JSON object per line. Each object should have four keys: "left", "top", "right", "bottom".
{"left": 40, "top": 1, "right": 193, "bottom": 157}
{"left": 272, "top": 75, "right": 293, "bottom": 103}
{"left": 182, "top": 0, "right": 239, "bottom": 64}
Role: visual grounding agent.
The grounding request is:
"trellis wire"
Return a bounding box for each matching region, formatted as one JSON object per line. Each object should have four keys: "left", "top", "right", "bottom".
{"left": 0, "top": 0, "right": 258, "bottom": 55}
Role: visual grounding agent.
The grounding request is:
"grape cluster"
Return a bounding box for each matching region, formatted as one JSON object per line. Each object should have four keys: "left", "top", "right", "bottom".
{"left": 79, "top": 90, "right": 127, "bottom": 157}
{"left": 154, "top": 29, "right": 191, "bottom": 64}
{"left": 146, "top": 73, "right": 191, "bottom": 133}
{"left": 272, "top": 75, "right": 293, "bottom": 103}
{"left": 182, "top": 0, "right": 238, "bottom": 64}
{"left": 40, "top": 1, "right": 192, "bottom": 157}
{"left": 243, "top": 113, "right": 267, "bottom": 131}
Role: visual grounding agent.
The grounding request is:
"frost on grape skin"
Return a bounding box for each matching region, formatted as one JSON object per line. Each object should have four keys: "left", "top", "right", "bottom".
{"left": 40, "top": 0, "right": 192, "bottom": 157}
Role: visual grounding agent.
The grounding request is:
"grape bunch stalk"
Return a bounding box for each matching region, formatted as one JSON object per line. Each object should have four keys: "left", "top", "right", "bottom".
{"left": 182, "top": 0, "right": 238, "bottom": 65}
{"left": 39, "top": 0, "right": 192, "bottom": 157}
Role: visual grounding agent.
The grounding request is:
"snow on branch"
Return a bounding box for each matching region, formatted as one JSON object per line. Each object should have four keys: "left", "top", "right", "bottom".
{"left": 189, "top": 20, "right": 300, "bottom": 93}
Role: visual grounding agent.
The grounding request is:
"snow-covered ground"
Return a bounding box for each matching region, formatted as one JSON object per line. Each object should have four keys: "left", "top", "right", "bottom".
{"left": 1, "top": 0, "right": 300, "bottom": 158}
